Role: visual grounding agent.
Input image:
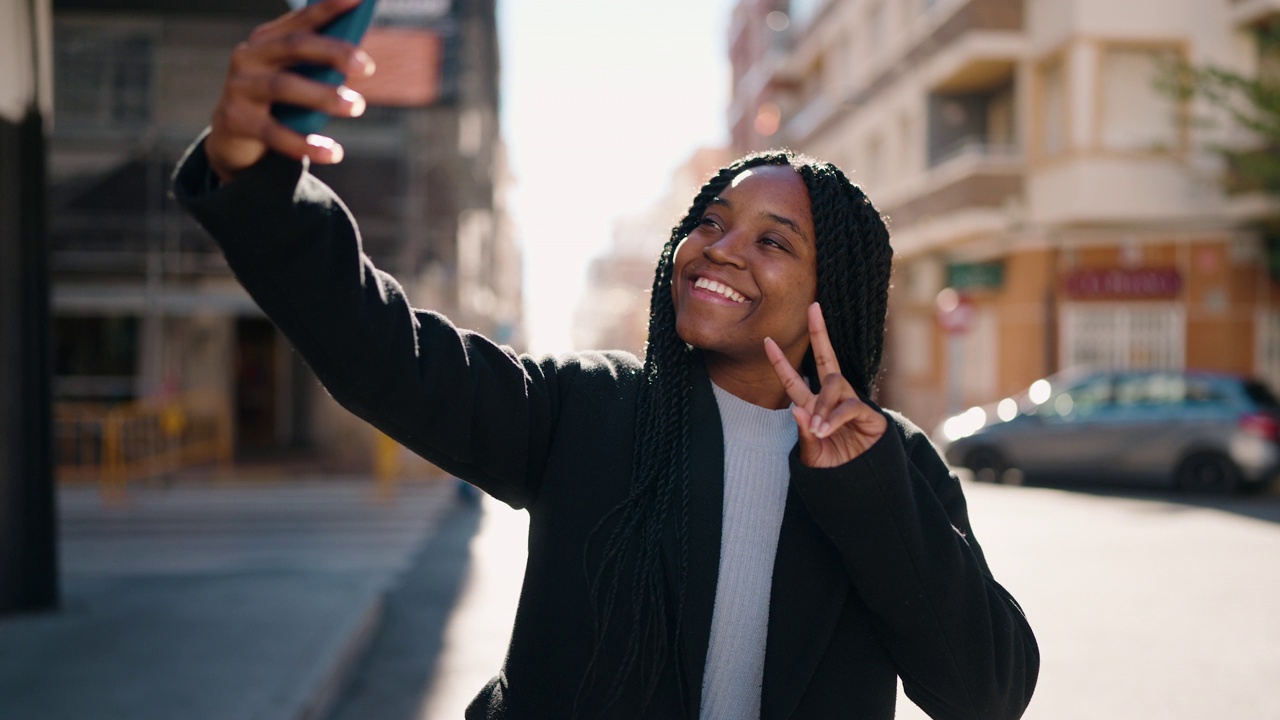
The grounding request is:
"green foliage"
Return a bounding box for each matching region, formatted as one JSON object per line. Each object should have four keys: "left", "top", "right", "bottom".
{"left": 1160, "top": 19, "right": 1280, "bottom": 194}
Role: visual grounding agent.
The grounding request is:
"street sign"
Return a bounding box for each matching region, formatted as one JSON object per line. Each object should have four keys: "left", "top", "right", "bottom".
{"left": 936, "top": 287, "right": 974, "bottom": 334}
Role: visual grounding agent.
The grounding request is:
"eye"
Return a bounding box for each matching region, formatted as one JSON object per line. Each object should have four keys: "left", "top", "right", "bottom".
{"left": 697, "top": 215, "right": 723, "bottom": 231}
{"left": 759, "top": 235, "right": 790, "bottom": 252}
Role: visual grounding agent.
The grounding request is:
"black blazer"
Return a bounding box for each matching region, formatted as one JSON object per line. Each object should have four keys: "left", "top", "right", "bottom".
{"left": 174, "top": 136, "right": 1039, "bottom": 719}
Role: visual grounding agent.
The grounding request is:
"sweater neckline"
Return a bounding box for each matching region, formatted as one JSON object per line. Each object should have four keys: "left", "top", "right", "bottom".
{"left": 710, "top": 382, "right": 797, "bottom": 454}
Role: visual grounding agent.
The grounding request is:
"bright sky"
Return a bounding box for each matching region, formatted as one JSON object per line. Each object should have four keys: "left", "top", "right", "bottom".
{"left": 497, "top": 0, "right": 739, "bottom": 354}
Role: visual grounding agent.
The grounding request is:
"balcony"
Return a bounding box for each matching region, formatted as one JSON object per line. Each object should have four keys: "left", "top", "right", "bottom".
{"left": 769, "top": 0, "right": 1024, "bottom": 148}
{"left": 881, "top": 138, "right": 1024, "bottom": 255}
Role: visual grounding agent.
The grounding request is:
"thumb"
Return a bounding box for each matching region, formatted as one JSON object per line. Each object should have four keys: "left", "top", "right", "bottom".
{"left": 791, "top": 404, "right": 822, "bottom": 457}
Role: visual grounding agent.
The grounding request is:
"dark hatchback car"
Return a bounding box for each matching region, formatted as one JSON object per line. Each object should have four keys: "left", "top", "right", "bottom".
{"left": 935, "top": 368, "right": 1280, "bottom": 493}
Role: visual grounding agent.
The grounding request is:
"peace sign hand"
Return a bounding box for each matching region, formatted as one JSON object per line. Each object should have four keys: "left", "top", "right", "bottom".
{"left": 764, "top": 303, "right": 888, "bottom": 468}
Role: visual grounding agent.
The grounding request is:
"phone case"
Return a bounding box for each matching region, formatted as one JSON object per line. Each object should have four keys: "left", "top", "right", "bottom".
{"left": 271, "top": 0, "right": 379, "bottom": 135}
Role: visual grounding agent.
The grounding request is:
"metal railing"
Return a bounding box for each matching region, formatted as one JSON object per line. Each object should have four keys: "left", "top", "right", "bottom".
{"left": 55, "top": 390, "right": 233, "bottom": 503}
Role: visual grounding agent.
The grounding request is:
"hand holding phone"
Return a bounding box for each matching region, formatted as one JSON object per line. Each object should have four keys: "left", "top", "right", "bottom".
{"left": 271, "top": 0, "right": 379, "bottom": 134}
{"left": 205, "top": 0, "right": 377, "bottom": 183}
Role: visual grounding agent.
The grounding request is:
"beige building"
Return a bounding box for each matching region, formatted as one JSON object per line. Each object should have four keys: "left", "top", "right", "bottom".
{"left": 730, "top": 0, "right": 1280, "bottom": 428}
{"left": 575, "top": 147, "right": 734, "bottom": 355}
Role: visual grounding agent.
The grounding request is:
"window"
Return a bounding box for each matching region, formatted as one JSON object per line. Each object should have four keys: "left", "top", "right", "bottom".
{"left": 1061, "top": 303, "right": 1185, "bottom": 371}
{"left": 1037, "top": 58, "right": 1067, "bottom": 158}
{"left": 1099, "top": 46, "right": 1182, "bottom": 152}
{"left": 53, "top": 316, "right": 139, "bottom": 401}
{"left": 55, "top": 28, "right": 153, "bottom": 130}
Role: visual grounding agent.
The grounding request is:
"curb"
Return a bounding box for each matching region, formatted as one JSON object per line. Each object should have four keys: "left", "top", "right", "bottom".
{"left": 295, "top": 592, "right": 387, "bottom": 720}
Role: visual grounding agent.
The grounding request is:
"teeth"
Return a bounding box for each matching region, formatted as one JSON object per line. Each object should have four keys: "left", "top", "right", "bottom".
{"left": 694, "top": 277, "right": 747, "bottom": 303}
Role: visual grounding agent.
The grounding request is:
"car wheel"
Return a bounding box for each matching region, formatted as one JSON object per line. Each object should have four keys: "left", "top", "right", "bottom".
{"left": 1175, "top": 452, "right": 1241, "bottom": 494}
{"left": 967, "top": 447, "right": 1009, "bottom": 484}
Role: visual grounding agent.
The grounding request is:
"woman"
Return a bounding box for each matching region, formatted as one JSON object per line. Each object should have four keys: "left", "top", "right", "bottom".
{"left": 174, "top": 1, "right": 1039, "bottom": 717}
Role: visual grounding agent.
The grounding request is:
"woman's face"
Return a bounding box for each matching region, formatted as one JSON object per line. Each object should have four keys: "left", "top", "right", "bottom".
{"left": 670, "top": 165, "right": 819, "bottom": 370}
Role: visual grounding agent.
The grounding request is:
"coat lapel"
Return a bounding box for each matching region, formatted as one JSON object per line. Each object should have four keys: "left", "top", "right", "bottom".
{"left": 760, "top": 478, "right": 851, "bottom": 719}
{"left": 664, "top": 360, "right": 724, "bottom": 718}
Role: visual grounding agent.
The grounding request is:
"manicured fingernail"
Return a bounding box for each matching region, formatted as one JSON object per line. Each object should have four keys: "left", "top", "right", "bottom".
{"left": 338, "top": 86, "right": 365, "bottom": 117}
{"left": 350, "top": 50, "right": 375, "bottom": 77}
{"left": 306, "top": 134, "right": 343, "bottom": 163}
{"left": 810, "top": 415, "right": 823, "bottom": 434}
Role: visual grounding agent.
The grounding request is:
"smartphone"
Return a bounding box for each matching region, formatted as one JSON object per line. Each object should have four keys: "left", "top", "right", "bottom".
{"left": 271, "top": 0, "right": 379, "bottom": 135}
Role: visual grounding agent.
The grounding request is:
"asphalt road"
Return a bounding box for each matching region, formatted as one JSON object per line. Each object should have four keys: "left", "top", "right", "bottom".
{"left": 331, "top": 481, "right": 1280, "bottom": 719}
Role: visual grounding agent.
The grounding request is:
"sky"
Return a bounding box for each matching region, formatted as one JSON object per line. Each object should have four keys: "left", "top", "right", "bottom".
{"left": 497, "top": 0, "right": 739, "bottom": 354}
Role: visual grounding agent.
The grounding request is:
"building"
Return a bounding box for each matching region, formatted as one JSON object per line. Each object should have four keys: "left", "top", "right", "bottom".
{"left": 49, "top": 0, "right": 520, "bottom": 469}
{"left": 729, "top": 0, "right": 1280, "bottom": 428}
{"left": 574, "top": 147, "right": 733, "bottom": 355}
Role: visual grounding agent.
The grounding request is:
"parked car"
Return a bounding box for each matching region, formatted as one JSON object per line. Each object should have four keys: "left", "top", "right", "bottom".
{"left": 935, "top": 368, "right": 1280, "bottom": 493}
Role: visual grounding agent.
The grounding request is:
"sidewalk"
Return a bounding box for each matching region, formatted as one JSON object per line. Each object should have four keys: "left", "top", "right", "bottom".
{"left": 0, "top": 477, "right": 460, "bottom": 720}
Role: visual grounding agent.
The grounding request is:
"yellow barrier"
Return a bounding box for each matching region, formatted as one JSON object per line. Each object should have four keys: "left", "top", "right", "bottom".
{"left": 54, "top": 391, "right": 233, "bottom": 503}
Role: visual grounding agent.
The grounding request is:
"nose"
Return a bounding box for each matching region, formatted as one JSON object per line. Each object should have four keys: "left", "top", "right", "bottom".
{"left": 703, "top": 231, "right": 747, "bottom": 269}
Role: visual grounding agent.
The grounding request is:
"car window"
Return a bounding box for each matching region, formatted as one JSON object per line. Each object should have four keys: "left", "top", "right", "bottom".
{"left": 1244, "top": 380, "right": 1280, "bottom": 408}
{"left": 1114, "top": 372, "right": 1185, "bottom": 407}
{"left": 1044, "top": 375, "right": 1112, "bottom": 418}
{"left": 1184, "top": 376, "right": 1228, "bottom": 405}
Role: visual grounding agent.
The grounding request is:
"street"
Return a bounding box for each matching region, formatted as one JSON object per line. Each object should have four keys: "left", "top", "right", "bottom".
{"left": 337, "top": 480, "right": 1280, "bottom": 719}
{"left": 12, "top": 475, "right": 1277, "bottom": 719}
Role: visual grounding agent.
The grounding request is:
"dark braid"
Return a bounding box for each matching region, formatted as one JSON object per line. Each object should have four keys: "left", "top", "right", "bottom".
{"left": 577, "top": 150, "right": 892, "bottom": 715}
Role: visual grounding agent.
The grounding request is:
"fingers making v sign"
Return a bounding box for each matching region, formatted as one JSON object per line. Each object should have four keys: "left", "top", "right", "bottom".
{"left": 764, "top": 302, "right": 888, "bottom": 468}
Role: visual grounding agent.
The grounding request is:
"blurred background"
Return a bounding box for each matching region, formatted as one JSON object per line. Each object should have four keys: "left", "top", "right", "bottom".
{"left": 4, "top": 0, "right": 1280, "bottom": 718}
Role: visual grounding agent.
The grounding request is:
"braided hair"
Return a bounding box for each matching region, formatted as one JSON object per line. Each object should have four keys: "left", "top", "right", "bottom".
{"left": 577, "top": 150, "right": 893, "bottom": 713}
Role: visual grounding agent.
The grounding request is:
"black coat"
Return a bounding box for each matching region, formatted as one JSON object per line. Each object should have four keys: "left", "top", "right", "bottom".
{"left": 174, "top": 137, "right": 1039, "bottom": 719}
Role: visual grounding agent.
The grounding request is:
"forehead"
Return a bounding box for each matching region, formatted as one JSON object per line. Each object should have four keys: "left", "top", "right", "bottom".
{"left": 721, "top": 165, "right": 814, "bottom": 232}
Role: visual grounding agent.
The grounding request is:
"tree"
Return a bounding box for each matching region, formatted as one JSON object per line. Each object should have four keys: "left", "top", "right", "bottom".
{"left": 1161, "top": 19, "right": 1280, "bottom": 277}
{"left": 1162, "top": 19, "right": 1280, "bottom": 194}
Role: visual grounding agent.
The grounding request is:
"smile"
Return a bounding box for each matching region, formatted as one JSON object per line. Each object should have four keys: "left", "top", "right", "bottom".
{"left": 693, "top": 276, "right": 748, "bottom": 304}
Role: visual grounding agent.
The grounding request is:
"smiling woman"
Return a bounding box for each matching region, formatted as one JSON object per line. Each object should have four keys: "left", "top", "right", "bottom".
{"left": 170, "top": 1, "right": 1039, "bottom": 717}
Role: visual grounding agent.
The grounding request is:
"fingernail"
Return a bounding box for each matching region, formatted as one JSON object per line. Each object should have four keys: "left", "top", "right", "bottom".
{"left": 817, "top": 422, "right": 832, "bottom": 438}
{"left": 338, "top": 86, "right": 365, "bottom": 117}
{"left": 306, "top": 134, "right": 343, "bottom": 163}
{"left": 810, "top": 415, "right": 823, "bottom": 434}
{"left": 350, "top": 50, "right": 375, "bottom": 78}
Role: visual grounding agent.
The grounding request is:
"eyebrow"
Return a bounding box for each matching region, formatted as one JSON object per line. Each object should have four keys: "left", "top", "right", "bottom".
{"left": 709, "top": 196, "right": 808, "bottom": 240}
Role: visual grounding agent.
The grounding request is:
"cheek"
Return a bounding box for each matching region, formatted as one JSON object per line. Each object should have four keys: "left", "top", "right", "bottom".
{"left": 669, "top": 237, "right": 694, "bottom": 303}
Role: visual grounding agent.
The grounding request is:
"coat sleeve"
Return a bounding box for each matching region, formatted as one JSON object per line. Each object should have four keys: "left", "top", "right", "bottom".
{"left": 789, "top": 411, "right": 1039, "bottom": 720}
{"left": 171, "top": 134, "right": 577, "bottom": 509}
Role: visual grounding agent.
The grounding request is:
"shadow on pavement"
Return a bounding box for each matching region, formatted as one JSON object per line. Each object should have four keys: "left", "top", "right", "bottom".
{"left": 325, "top": 499, "right": 484, "bottom": 720}
{"left": 1010, "top": 477, "right": 1280, "bottom": 526}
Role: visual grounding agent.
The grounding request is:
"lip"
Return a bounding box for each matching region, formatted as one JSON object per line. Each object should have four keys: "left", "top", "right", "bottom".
{"left": 687, "top": 272, "right": 751, "bottom": 306}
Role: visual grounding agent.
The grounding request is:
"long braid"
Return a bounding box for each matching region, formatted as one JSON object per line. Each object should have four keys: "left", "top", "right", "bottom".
{"left": 578, "top": 150, "right": 893, "bottom": 715}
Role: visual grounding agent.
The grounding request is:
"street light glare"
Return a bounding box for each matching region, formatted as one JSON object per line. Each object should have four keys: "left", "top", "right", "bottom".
{"left": 1028, "top": 379, "right": 1051, "bottom": 405}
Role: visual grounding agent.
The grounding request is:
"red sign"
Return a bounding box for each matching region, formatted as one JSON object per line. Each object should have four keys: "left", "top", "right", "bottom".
{"left": 1063, "top": 268, "right": 1181, "bottom": 299}
{"left": 348, "top": 28, "right": 443, "bottom": 108}
{"left": 936, "top": 290, "right": 974, "bottom": 334}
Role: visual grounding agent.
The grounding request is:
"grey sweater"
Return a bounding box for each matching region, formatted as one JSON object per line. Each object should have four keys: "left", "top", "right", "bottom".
{"left": 701, "top": 384, "right": 798, "bottom": 719}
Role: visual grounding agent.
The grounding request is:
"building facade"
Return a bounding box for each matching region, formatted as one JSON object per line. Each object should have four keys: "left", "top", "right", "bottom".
{"left": 574, "top": 147, "right": 733, "bottom": 355}
{"left": 730, "top": 0, "right": 1280, "bottom": 428}
{"left": 49, "top": 0, "right": 520, "bottom": 469}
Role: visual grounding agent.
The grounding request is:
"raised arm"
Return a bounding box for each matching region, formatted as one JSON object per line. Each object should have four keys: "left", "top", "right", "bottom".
{"left": 172, "top": 0, "right": 599, "bottom": 508}
{"left": 790, "top": 418, "right": 1039, "bottom": 720}
{"left": 768, "top": 304, "right": 1037, "bottom": 718}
